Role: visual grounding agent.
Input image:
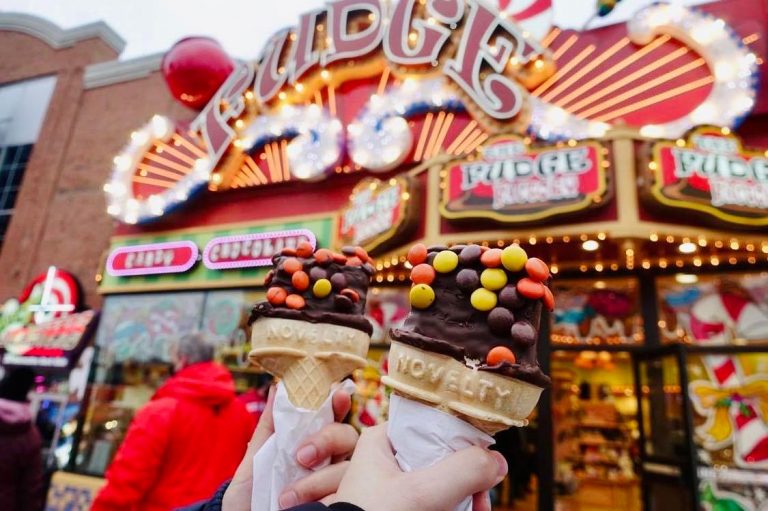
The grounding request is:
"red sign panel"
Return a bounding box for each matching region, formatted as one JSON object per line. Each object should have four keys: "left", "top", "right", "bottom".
{"left": 440, "top": 135, "right": 609, "bottom": 223}
{"left": 202, "top": 229, "right": 316, "bottom": 270}
{"left": 106, "top": 241, "right": 198, "bottom": 277}
{"left": 646, "top": 127, "right": 768, "bottom": 227}
{"left": 338, "top": 176, "right": 415, "bottom": 254}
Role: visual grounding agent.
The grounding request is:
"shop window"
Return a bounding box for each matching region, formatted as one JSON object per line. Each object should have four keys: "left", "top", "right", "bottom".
{"left": 551, "top": 277, "right": 644, "bottom": 345}
{"left": 0, "top": 75, "right": 57, "bottom": 246}
{"left": 657, "top": 272, "right": 768, "bottom": 345}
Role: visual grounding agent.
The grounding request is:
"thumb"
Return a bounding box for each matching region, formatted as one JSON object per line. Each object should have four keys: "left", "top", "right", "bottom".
{"left": 410, "top": 447, "right": 507, "bottom": 509}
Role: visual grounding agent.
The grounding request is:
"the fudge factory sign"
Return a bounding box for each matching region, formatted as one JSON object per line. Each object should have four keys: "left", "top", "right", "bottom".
{"left": 440, "top": 134, "right": 609, "bottom": 222}
{"left": 645, "top": 127, "right": 768, "bottom": 227}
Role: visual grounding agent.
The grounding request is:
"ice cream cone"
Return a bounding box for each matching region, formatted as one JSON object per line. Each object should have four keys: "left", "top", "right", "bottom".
{"left": 249, "top": 317, "right": 370, "bottom": 409}
{"left": 382, "top": 341, "right": 543, "bottom": 434}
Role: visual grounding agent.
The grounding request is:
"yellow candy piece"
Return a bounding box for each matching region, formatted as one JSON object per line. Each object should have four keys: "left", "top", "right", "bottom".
{"left": 480, "top": 268, "right": 508, "bottom": 291}
{"left": 501, "top": 244, "right": 528, "bottom": 272}
{"left": 433, "top": 250, "right": 459, "bottom": 273}
{"left": 313, "top": 278, "right": 332, "bottom": 298}
{"left": 410, "top": 283, "right": 436, "bottom": 309}
{"left": 470, "top": 288, "right": 497, "bottom": 311}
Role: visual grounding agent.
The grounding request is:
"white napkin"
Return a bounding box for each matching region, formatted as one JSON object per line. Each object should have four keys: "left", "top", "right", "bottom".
{"left": 251, "top": 379, "right": 357, "bottom": 511}
{"left": 387, "top": 394, "right": 495, "bottom": 511}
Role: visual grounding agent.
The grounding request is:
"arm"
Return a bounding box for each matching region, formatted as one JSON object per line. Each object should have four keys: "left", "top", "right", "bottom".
{"left": 91, "top": 400, "right": 174, "bottom": 511}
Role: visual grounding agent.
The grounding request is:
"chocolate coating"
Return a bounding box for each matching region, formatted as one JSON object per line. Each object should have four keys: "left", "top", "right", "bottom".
{"left": 250, "top": 249, "right": 373, "bottom": 335}
{"left": 391, "top": 244, "right": 550, "bottom": 387}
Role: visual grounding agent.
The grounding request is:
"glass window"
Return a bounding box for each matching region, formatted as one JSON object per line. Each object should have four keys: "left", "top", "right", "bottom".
{"left": 0, "top": 75, "right": 57, "bottom": 246}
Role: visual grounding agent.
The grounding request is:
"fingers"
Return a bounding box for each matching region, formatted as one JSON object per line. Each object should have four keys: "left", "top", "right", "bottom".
{"left": 278, "top": 461, "right": 349, "bottom": 508}
{"left": 411, "top": 447, "right": 507, "bottom": 508}
{"left": 332, "top": 388, "right": 352, "bottom": 422}
{"left": 472, "top": 491, "right": 492, "bottom": 511}
{"left": 349, "top": 424, "right": 400, "bottom": 470}
{"left": 296, "top": 423, "right": 359, "bottom": 468}
{"left": 247, "top": 384, "right": 277, "bottom": 454}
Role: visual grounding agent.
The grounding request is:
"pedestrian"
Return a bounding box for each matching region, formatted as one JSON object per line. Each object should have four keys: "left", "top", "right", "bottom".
{"left": 0, "top": 366, "right": 44, "bottom": 511}
{"left": 92, "top": 333, "right": 255, "bottom": 511}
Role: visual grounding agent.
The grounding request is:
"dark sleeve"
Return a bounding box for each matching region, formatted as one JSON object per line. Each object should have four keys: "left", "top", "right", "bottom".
{"left": 20, "top": 428, "right": 44, "bottom": 511}
{"left": 175, "top": 480, "right": 229, "bottom": 511}
{"left": 285, "top": 504, "right": 365, "bottom": 511}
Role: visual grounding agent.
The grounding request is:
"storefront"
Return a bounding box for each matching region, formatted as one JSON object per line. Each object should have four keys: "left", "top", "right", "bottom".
{"left": 54, "top": 0, "right": 768, "bottom": 509}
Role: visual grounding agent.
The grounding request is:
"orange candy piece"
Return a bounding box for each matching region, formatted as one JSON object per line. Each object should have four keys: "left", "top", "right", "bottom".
{"left": 543, "top": 286, "right": 555, "bottom": 311}
{"left": 407, "top": 243, "right": 428, "bottom": 266}
{"left": 480, "top": 248, "right": 503, "bottom": 268}
{"left": 266, "top": 287, "right": 287, "bottom": 306}
{"left": 525, "top": 258, "right": 550, "bottom": 282}
{"left": 340, "top": 288, "right": 360, "bottom": 303}
{"left": 291, "top": 271, "right": 310, "bottom": 291}
{"left": 346, "top": 256, "right": 363, "bottom": 266}
{"left": 355, "top": 246, "right": 371, "bottom": 263}
{"left": 283, "top": 258, "right": 302, "bottom": 274}
{"left": 286, "top": 294, "right": 306, "bottom": 309}
{"left": 314, "top": 248, "right": 333, "bottom": 264}
{"left": 410, "top": 263, "right": 436, "bottom": 285}
{"left": 517, "top": 278, "right": 545, "bottom": 299}
{"left": 332, "top": 252, "right": 348, "bottom": 264}
{"left": 487, "top": 346, "right": 516, "bottom": 365}
{"left": 296, "top": 241, "right": 314, "bottom": 258}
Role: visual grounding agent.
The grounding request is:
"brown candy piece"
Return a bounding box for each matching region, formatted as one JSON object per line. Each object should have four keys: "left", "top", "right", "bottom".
{"left": 264, "top": 270, "right": 275, "bottom": 286}
{"left": 341, "top": 246, "right": 357, "bottom": 256}
{"left": 340, "top": 288, "right": 360, "bottom": 303}
{"left": 330, "top": 272, "right": 348, "bottom": 290}
{"left": 427, "top": 244, "right": 450, "bottom": 252}
{"left": 309, "top": 267, "right": 328, "bottom": 281}
{"left": 499, "top": 285, "right": 525, "bottom": 309}
{"left": 511, "top": 321, "right": 536, "bottom": 346}
{"left": 456, "top": 268, "right": 480, "bottom": 293}
{"left": 488, "top": 307, "right": 515, "bottom": 336}
{"left": 281, "top": 247, "right": 297, "bottom": 256}
{"left": 458, "top": 245, "right": 482, "bottom": 265}
{"left": 334, "top": 294, "right": 354, "bottom": 311}
{"left": 449, "top": 244, "right": 467, "bottom": 254}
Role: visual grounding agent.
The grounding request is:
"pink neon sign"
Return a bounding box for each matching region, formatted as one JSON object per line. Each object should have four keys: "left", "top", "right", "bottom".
{"left": 106, "top": 241, "right": 199, "bottom": 277}
{"left": 202, "top": 229, "right": 317, "bottom": 270}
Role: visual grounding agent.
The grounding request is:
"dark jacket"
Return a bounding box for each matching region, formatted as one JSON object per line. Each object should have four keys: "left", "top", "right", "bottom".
{"left": 177, "top": 481, "right": 364, "bottom": 511}
{"left": 0, "top": 397, "right": 44, "bottom": 511}
{"left": 92, "top": 362, "right": 255, "bottom": 511}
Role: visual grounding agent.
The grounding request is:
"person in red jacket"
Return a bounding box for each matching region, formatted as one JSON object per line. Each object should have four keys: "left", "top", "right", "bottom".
{"left": 0, "top": 367, "right": 44, "bottom": 511}
{"left": 92, "top": 333, "right": 254, "bottom": 511}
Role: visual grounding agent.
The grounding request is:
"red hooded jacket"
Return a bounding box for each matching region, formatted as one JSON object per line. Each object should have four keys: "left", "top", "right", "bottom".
{"left": 91, "top": 362, "right": 254, "bottom": 511}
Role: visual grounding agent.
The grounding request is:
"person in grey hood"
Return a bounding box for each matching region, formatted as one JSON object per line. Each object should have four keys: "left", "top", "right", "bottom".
{"left": 0, "top": 367, "right": 44, "bottom": 511}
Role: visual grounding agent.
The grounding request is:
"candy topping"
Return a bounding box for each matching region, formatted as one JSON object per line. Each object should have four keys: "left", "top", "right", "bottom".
{"left": 456, "top": 268, "right": 480, "bottom": 292}
{"left": 296, "top": 241, "right": 314, "bottom": 258}
{"left": 517, "top": 278, "right": 545, "bottom": 299}
{"left": 266, "top": 287, "right": 287, "bottom": 306}
{"left": 525, "top": 257, "right": 550, "bottom": 282}
{"left": 283, "top": 258, "right": 302, "bottom": 274}
{"left": 543, "top": 286, "right": 555, "bottom": 311}
{"left": 487, "top": 346, "right": 516, "bottom": 365}
{"left": 410, "top": 283, "right": 436, "bottom": 309}
{"left": 470, "top": 288, "right": 497, "bottom": 311}
{"left": 433, "top": 250, "right": 459, "bottom": 273}
{"left": 407, "top": 243, "right": 428, "bottom": 266}
{"left": 480, "top": 248, "right": 502, "bottom": 268}
{"left": 480, "top": 268, "right": 507, "bottom": 291}
{"left": 410, "top": 264, "right": 436, "bottom": 285}
{"left": 313, "top": 278, "right": 332, "bottom": 298}
{"left": 285, "top": 294, "right": 306, "bottom": 309}
{"left": 501, "top": 244, "right": 527, "bottom": 272}
{"left": 291, "top": 271, "right": 310, "bottom": 291}
{"left": 488, "top": 307, "right": 515, "bottom": 335}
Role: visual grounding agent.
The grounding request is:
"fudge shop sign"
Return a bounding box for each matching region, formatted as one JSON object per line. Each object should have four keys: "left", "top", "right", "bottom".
{"left": 645, "top": 128, "right": 768, "bottom": 227}
{"left": 440, "top": 135, "right": 609, "bottom": 223}
{"left": 338, "top": 176, "right": 415, "bottom": 253}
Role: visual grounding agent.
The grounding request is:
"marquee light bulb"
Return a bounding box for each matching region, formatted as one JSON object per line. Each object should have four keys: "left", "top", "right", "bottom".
{"left": 582, "top": 240, "right": 599, "bottom": 251}
{"left": 678, "top": 242, "right": 697, "bottom": 254}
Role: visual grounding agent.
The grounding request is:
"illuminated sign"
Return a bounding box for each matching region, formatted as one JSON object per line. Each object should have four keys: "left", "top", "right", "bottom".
{"left": 644, "top": 127, "right": 768, "bottom": 227}
{"left": 106, "top": 241, "right": 199, "bottom": 277}
{"left": 339, "top": 176, "right": 415, "bottom": 253}
{"left": 441, "top": 134, "right": 609, "bottom": 222}
{"left": 202, "top": 229, "right": 316, "bottom": 270}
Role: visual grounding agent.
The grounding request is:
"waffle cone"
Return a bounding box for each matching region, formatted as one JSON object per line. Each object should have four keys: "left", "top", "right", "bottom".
{"left": 382, "top": 341, "right": 543, "bottom": 434}
{"left": 249, "top": 317, "right": 370, "bottom": 410}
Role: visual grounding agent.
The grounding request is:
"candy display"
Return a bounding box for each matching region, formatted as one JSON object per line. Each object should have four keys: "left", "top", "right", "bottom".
{"left": 248, "top": 242, "right": 373, "bottom": 409}
{"left": 383, "top": 242, "right": 553, "bottom": 433}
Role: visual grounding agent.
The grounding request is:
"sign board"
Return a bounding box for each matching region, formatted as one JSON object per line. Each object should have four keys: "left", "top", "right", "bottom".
{"left": 203, "top": 229, "right": 316, "bottom": 269}
{"left": 106, "top": 241, "right": 198, "bottom": 277}
{"left": 338, "top": 176, "right": 415, "bottom": 254}
{"left": 440, "top": 135, "right": 609, "bottom": 223}
{"left": 644, "top": 127, "right": 768, "bottom": 227}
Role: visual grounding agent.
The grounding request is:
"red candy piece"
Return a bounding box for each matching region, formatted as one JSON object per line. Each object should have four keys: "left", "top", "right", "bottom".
{"left": 266, "top": 287, "right": 287, "bottom": 306}
{"left": 285, "top": 294, "right": 306, "bottom": 309}
{"left": 340, "top": 288, "right": 360, "bottom": 303}
{"left": 296, "top": 241, "right": 314, "bottom": 258}
{"left": 283, "top": 258, "right": 302, "bottom": 274}
{"left": 487, "top": 346, "right": 516, "bottom": 365}
{"left": 525, "top": 258, "right": 550, "bottom": 282}
{"left": 332, "top": 252, "right": 348, "bottom": 264}
{"left": 407, "top": 243, "right": 428, "bottom": 266}
{"left": 517, "top": 278, "right": 545, "bottom": 299}
{"left": 410, "top": 264, "right": 436, "bottom": 285}
{"left": 291, "top": 271, "right": 309, "bottom": 291}
{"left": 355, "top": 246, "right": 371, "bottom": 263}
{"left": 315, "top": 248, "right": 333, "bottom": 264}
{"left": 543, "top": 286, "right": 555, "bottom": 311}
{"left": 281, "top": 248, "right": 297, "bottom": 256}
{"left": 480, "top": 248, "right": 502, "bottom": 268}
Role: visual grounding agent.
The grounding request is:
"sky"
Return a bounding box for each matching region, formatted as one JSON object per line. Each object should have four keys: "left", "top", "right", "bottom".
{"left": 1, "top": 0, "right": 716, "bottom": 60}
